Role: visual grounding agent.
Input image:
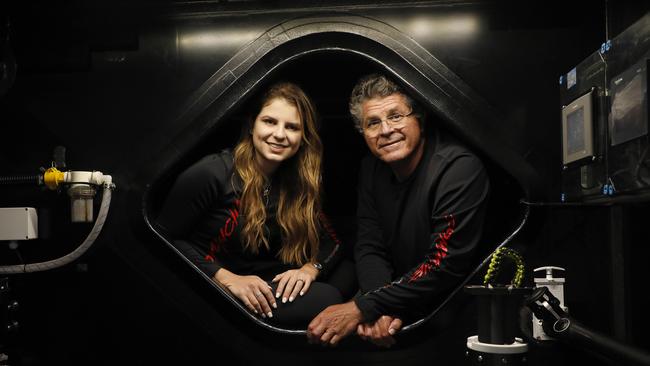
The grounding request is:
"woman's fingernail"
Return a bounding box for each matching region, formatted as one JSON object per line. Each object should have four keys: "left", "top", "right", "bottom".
{"left": 276, "top": 293, "right": 280, "bottom": 298}
{"left": 272, "top": 303, "right": 277, "bottom": 309}
{"left": 261, "top": 313, "right": 266, "bottom": 318}
{"left": 282, "top": 297, "right": 287, "bottom": 303}
{"left": 267, "top": 312, "right": 273, "bottom": 318}
{"left": 300, "top": 291, "right": 304, "bottom": 296}
{"left": 289, "top": 296, "right": 294, "bottom": 302}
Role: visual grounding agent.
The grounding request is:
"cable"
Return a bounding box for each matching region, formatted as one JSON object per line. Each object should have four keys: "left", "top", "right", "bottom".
{"left": 0, "top": 175, "right": 42, "bottom": 185}
{"left": 605, "top": 0, "right": 610, "bottom": 43}
{"left": 0, "top": 183, "right": 114, "bottom": 274}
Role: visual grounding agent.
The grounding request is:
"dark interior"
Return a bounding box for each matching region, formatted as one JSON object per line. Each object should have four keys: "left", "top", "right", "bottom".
{"left": 145, "top": 49, "right": 527, "bottom": 335}
{"left": 2, "top": 1, "right": 650, "bottom": 365}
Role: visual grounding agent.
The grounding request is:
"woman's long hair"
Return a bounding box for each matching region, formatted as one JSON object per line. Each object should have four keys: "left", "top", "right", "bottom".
{"left": 233, "top": 82, "right": 322, "bottom": 266}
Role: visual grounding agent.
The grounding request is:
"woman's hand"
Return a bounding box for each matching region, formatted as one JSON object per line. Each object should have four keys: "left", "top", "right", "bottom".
{"left": 272, "top": 264, "right": 319, "bottom": 303}
{"left": 214, "top": 268, "right": 277, "bottom": 318}
{"left": 356, "top": 315, "right": 402, "bottom": 348}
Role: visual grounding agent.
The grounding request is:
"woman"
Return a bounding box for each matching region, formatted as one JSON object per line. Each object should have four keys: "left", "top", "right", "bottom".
{"left": 157, "top": 82, "right": 354, "bottom": 327}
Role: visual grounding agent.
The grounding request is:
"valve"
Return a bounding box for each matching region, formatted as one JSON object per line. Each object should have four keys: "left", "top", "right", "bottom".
{"left": 532, "top": 266, "right": 567, "bottom": 341}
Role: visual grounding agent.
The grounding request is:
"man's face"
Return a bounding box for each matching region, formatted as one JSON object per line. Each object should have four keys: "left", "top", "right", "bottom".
{"left": 361, "top": 93, "right": 423, "bottom": 168}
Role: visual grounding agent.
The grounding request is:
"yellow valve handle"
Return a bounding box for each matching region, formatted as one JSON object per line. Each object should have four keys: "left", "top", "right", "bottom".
{"left": 43, "top": 167, "right": 65, "bottom": 190}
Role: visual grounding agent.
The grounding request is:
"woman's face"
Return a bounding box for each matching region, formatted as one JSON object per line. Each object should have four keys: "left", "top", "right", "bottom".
{"left": 252, "top": 97, "right": 303, "bottom": 176}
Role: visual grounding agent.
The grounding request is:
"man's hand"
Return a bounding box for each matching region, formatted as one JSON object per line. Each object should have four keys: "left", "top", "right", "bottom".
{"left": 356, "top": 315, "right": 402, "bottom": 348}
{"left": 307, "top": 302, "right": 363, "bottom": 346}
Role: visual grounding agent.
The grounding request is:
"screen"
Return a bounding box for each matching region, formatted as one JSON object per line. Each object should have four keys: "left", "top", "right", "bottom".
{"left": 566, "top": 107, "right": 585, "bottom": 155}
{"left": 562, "top": 89, "right": 594, "bottom": 165}
{"left": 609, "top": 64, "right": 647, "bottom": 146}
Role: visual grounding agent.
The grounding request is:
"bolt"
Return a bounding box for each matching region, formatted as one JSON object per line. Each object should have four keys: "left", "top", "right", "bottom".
{"left": 7, "top": 301, "right": 19, "bottom": 311}
{"left": 7, "top": 320, "right": 19, "bottom": 331}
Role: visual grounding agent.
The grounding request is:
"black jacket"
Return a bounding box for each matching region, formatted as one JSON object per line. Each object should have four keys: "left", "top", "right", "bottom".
{"left": 353, "top": 132, "right": 489, "bottom": 322}
{"left": 157, "top": 150, "right": 342, "bottom": 281}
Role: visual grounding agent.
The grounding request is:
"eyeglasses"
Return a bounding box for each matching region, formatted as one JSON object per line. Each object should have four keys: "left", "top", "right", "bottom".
{"left": 362, "top": 110, "right": 415, "bottom": 137}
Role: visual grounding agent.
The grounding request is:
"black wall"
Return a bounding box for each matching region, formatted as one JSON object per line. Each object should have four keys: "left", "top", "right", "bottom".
{"left": 1, "top": 1, "right": 649, "bottom": 365}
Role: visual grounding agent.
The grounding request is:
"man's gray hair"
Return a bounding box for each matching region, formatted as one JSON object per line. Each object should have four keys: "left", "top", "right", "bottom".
{"left": 348, "top": 74, "right": 419, "bottom": 133}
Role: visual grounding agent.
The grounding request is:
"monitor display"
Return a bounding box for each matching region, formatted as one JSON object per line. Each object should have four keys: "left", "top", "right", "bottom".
{"left": 609, "top": 60, "right": 648, "bottom": 146}
{"left": 562, "top": 89, "right": 594, "bottom": 165}
{"left": 566, "top": 107, "right": 585, "bottom": 155}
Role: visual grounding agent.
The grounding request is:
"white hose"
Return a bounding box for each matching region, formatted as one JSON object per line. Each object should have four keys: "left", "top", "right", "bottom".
{"left": 0, "top": 182, "right": 114, "bottom": 274}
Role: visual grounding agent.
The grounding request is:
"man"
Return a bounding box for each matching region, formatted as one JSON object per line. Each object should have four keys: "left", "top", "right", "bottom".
{"left": 307, "top": 74, "right": 489, "bottom": 347}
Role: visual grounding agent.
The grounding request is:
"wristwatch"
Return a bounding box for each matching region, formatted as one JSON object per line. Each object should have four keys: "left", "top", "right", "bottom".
{"left": 312, "top": 262, "right": 323, "bottom": 271}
